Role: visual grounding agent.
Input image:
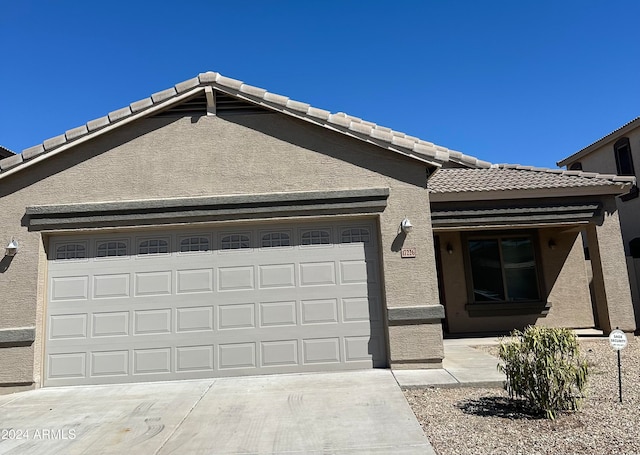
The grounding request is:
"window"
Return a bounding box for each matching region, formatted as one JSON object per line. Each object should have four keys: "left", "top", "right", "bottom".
{"left": 301, "top": 230, "right": 331, "bottom": 245}
{"left": 261, "top": 232, "right": 290, "bottom": 248}
{"left": 614, "top": 138, "right": 635, "bottom": 176}
{"left": 180, "top": 237, "right": 210, "bottom": 252}
{"left": 341, "top": 228, "right": 371, "bottom": 245}
{"left": 138, "top": 239, "right": 169, "bottom": 255}
{"left": 55, "top": 243, "right": 87, "bottom": 260}
{"left": 221, "top": 234, "right": 250, "bottom": 250}
{"left": 568, "top": 162, "right": 582, "bottom": 171}
{"left": 96, "top": 241, "right": 127, "bottom": 258}
{"left": 467, "top": 235, "right": 540, "bottom": 302}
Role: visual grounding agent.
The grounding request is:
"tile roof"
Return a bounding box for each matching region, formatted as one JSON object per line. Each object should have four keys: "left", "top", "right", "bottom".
{"left": 0, "top": 72, "right": 492, "bottom": 179}
{"left": 0, "top": 71, "right": 635, "bottom": 194}
{"left": 557, "top": 116, "right": 640, "bottom": 166}
{"left": 428, "top": 166, "right": 635, "bottom": 194}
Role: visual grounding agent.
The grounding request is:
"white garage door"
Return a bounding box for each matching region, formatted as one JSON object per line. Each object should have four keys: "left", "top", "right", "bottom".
{"left": 44, "top": 221, "right": 386, "bottom": 386}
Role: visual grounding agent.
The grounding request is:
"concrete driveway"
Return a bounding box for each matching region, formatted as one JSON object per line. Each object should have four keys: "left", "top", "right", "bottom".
{"left": 0, "top": 370, "right": 434, "bottom": 454}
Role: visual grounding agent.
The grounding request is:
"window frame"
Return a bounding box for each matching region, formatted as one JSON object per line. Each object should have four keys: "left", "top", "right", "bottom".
{"left": 177, "top": 234, "right": 212, "bottom": 254}
{"left": 614, "top": 137, "right": 635, "bottom": 176}
{"left": 95, "top": 239, "right": 129, "bottom": 260}
{"left": 136, "top": 236, "right": 170, "bottom": 257}
{"left": 462, "top": 230, "right": 547, "bottom": 315}
{"left": 219, "top": 232, "right": 252, "bottom": 251}
{"left": 260, "top": 230, "right": 292, "bottom": 249}
{"left": 53, "top": 241, "right": 89, "bottom": 261}
{"left": 299, "top": 228, "right": 333, "bottom": 247}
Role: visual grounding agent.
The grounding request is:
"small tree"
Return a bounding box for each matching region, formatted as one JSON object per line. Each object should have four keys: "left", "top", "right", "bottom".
{"left": 498, "top": 326, "right": 588, "bottom": 419}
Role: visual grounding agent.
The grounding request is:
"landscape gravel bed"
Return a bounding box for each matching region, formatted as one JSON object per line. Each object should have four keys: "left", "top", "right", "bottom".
{"left": 404, "top": 338, "right": 640, "bottom": 455}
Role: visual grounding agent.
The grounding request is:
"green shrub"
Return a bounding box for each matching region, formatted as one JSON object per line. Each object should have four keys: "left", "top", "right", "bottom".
{"left": 498, "top": 326, "right": 588, "bottom": 419}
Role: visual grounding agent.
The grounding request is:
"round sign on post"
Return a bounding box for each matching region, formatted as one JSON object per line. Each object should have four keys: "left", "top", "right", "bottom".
{"left": 609, "top": 329, "right": 628, "bottom": 350}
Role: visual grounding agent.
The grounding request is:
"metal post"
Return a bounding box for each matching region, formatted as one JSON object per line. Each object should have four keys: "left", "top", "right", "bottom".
{"left": 618, "top": 349, "right": 622, "bottom": 403}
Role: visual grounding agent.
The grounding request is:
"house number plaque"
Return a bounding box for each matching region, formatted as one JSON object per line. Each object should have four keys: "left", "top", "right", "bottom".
{"left": 401, "top": 247, "right": 416, "bottom": 258}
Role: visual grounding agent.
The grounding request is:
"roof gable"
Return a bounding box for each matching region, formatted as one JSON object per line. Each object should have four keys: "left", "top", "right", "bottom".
{"left": 0, "top": 71, "right": 635, "bottom": 192}
{"left": 0, "top": 72, "right": 495, "bottom": 180}
{"left": 557, "top": 116, "right": 640, "bottom": 166}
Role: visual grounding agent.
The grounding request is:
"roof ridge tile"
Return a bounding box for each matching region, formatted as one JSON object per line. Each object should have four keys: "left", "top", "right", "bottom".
{"left": 65, "top": 125, "right": 88, "bottom": 141}
{"left": 263, "top": 92, "right": 289, "bottom": 106}
{"left": 214, "top": 74, "right": 244, "bottom": 90}
{"left": 175, "top": 77, "right": 200, "bottom": 94}
{"left": 151, "top": 87, "right": 177, "bottom": 103}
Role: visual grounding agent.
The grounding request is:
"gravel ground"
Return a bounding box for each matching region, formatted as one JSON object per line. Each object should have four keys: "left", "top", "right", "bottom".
{"left": 404, "top": 338, "right": 640, "bottom": 455}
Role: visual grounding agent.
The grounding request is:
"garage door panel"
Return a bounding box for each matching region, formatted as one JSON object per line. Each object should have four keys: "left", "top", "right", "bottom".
{"left": 217, "top": 303, "right": 256, "bottom": 330}
{"left": 260, "top": 340, "right": 299, "bottom": 367}
{"left": 176, "top": 306, "right": 214, "bottom": 332}
{"left": 93, "top": 274, "right": 130, "bottom": 299}
{"left": 218, "top": 342, "right": 257, "bottom": 369}
{"left": 299, "top": 262, "right": 336, "bottom": 286}
{"left": 300, "top": 299, "right": 339, "bottom": 324}
{"left": 92, "top": 311, "right": 130, "bottom": 337}
{"left": 176, "top": 345, "right": 214, "bottom": 372}
{"left": 133, "top": 348, "right": 172, "bottom": 374}
{"left": 48, "top": 352, "right": 87, "bottom": 379}
{"left": 133, "top": 308, "right": 172, "bottom": 335}
{"left": 49, "top": 314, "right": 88, "bottom": 340}
{"left": 134, "top": 271, "right": 172, "bottom": 296}
{"left": 45, "top": 220, "right": 386, "bottom": 386}
{"left": 90, "top": 350, "right": 129, "bottom": 377}
{"left": 51, "top": 276, "right": 89, "bottom": 301}
{"left": 259, "top": 301, "right": 297, "bottom": 327}
{"left": 217, "top": 266, "right": 255, "bottom": 291}
{"left": 258, "top": 263, "right": 296, "bottom": 288}
{"left": 176, "top": 268, "right": 214, "bottom": 294}
{"left": 302, "top": 338, "right": 341, "bottom": 364}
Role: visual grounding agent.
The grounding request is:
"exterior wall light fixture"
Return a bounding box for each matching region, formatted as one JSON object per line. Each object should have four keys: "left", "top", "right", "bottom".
{"left": 5, "top": 239, "right": 18, "bottom": 257}
{"left": 548, "top": 239, "right": 556, "bottom": 250}
{"left": 400, "top": 218, "right": 414, "bottom": 234}
{"left": 446, "top": 243, "right": 454, "bottom": 255}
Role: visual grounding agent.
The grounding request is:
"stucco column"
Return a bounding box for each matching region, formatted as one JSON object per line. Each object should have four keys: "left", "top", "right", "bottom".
{"left": 379, "top": 188, "right": 445, "bottom": 369}
{"left": 586, "top": 198, "right": 636, "bottom": 333}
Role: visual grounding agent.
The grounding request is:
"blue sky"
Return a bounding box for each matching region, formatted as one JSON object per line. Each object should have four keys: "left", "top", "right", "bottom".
{"left": 1, "top": 1, "right": 638, "bottom": 168}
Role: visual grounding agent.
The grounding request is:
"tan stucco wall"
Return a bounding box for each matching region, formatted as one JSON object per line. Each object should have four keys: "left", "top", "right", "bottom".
{"left": 0, "top": 112, "right": 442, "bottom": 385}
{"left": 437, "top": 227, "right": 594, "bottom": 334}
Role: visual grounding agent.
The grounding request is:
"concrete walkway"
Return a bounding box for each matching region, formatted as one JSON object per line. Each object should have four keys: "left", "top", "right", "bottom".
{"left": 0, "top": 370, "right": 435, "bottom": 455}
{"left": 393, "top": 338, "right": 506, "bottom": 388}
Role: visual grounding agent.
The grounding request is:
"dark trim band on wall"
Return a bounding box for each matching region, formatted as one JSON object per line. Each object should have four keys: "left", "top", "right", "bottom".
{"left": 431, "top": 203, "right": 601, "bottom": 228}
{"left": 465, "top": 302, "right": 551, "bottom": 317}
{"left": 387, "top": 305, "right": 445, "bottom": 325}
{"left": 0, "top": 327, "right": 36, "bottom": 346}
{"left": 25, "top": 188, "right": 389, "bottom": 230}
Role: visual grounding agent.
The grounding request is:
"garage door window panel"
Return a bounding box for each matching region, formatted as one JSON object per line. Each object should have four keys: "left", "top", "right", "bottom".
{"left": 301, "top": 229, "right": 332, "bottom": 246}
{"left": 220, "top": 233, "right": 251, "bottom": 250}
{"left": 137, "top": 238, "right": 170, "bottom": 256}
{"left": 340, "top": 228, "right": 371, "bottom": 246}
{"left": 96, "top": 240, "right": 128, "bottom": 259}
{"left": 261, "top": 231, "right": 292, "bottom": 248}
{"left": 55, "top": 242, "right": 88, "bottom": 261}
{"left": 179, "top": 236, "right": 211, "bottom": 253}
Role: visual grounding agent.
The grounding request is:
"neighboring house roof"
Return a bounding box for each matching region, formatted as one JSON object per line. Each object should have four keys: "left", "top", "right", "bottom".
{"left": 0, "top": 145, "right": 14, "bottom": 159}
{"left": 0, "top": 71, "right": 634, "bottom": 195}
{"left": 429, "top": 166, "right": 635, "bottom": 200}
{"left": 557, "top": 116, "right": 640, "bottom": 167}
{"left": 0, "top": 72, "right": 492, "bottom": 180}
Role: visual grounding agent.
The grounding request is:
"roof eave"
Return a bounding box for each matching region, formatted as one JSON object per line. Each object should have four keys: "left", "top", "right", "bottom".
{"left": 557, "top": 117, "right": 640, "bottom": 167}
{"left": 429, "top": 183, "right": 633, "bottom": 203}
{"left": 0, "top": 86, "right": 207, "bottom": 182}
